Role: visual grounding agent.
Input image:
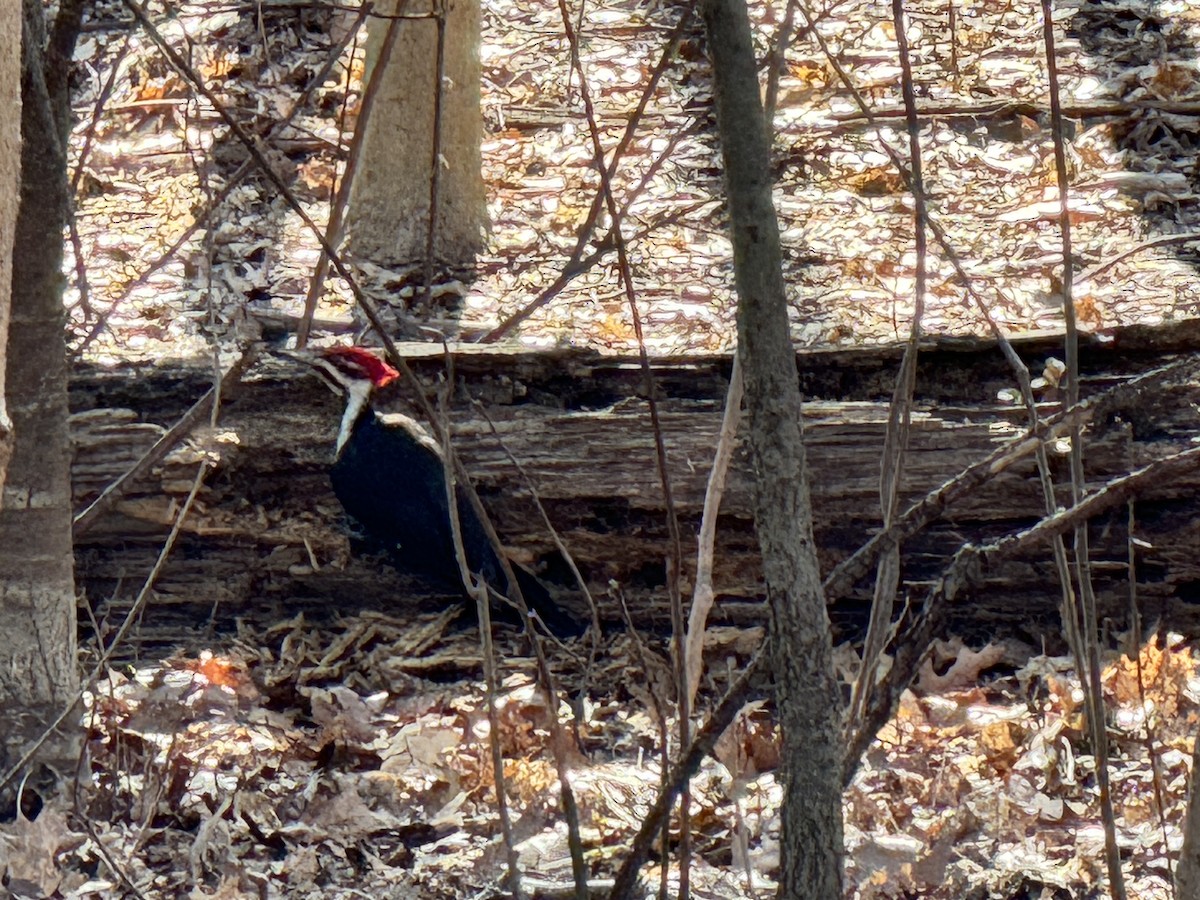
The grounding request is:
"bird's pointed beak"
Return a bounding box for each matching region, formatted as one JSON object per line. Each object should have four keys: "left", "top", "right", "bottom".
{"left": 274, "top": 348, "right": 325, "bottom": 387}
{"left": 274, "top": 347, "right": 316, "bottom": 366}
{"left": 274, "top": 348, "right": 328, "bottom": 382}
{"left": 275, "top": 347, "right": 348, "bottom": 398}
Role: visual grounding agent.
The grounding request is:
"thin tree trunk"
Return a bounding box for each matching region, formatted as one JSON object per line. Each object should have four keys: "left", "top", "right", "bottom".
{"left": 699, "top": 0, "right": 844, "bottom": 896}
{"left": 1177, "top": 729, "right": 1200, "bottom": 899}
{"left": 0, "top": 0, "right": 78, "bottom": 706}
{"left": 0, "top": 0, "right": 19, "bottom": 493}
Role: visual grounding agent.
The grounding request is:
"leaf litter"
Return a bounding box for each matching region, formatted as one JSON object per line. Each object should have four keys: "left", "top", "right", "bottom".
{"left": 2, "top": 619, "right": 1197, "bottom": 897}
{"left": 66, "top": 0, "right": 1200, "bottom": 362}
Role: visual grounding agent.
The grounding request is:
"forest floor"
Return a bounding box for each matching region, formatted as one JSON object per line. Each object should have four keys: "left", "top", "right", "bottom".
{"left": 14, "top": 0, "right": 1200, "bottom": 895}
{"left": 2, "top": 614, "right": 1196, "bottom": 898}
{"left": 66, "top": 0, "right": 1200, "bottom": 363}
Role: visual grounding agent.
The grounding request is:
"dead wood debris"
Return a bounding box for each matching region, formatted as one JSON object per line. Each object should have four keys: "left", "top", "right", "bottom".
{"left": 0, "top": 616, "right": 1195, "bottom": 898}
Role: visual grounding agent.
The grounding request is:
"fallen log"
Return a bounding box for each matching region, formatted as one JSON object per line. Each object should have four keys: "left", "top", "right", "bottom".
{"left": 69, "top": 322, "right": 1200, "bottom": 658}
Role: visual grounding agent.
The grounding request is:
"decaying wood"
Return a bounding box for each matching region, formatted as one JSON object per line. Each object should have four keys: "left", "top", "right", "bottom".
{"left": 69, "top": 324, "right": 1200, "bottom": 657}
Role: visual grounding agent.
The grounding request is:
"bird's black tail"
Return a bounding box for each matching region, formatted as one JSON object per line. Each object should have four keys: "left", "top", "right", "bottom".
{"left": 509, "top": 565, "right": 586, "bottom": 638}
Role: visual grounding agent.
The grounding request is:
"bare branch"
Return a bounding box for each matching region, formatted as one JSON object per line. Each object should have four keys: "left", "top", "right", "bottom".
{"left": 72, "top": 348, "right": 257, "bottom": 538}
{"left": 483, "top": 10, "right": 694, "bottom": 342}
{"left": 845, "top": 442, "right": 1200, "bottom": 781}
{"left": 822, "top": 355, "right": 1198, "bottom": 601}
{"left": 554, "top": 1, "right": 692, "bottom": 892}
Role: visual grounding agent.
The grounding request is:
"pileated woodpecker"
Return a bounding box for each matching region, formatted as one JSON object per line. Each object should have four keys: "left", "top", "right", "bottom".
{"left": 293, "top": 345, "right": 583, "bottom": 637}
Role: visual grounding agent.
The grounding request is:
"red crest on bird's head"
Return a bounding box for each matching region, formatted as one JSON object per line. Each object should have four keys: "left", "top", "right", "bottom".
{"left": 320, "top": 346, "right": 400, "bottom": 389}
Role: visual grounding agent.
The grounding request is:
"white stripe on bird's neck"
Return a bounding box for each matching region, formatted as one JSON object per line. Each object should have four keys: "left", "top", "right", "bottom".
{"left": 336, "top": 379, "right": 373, "bottom": 456}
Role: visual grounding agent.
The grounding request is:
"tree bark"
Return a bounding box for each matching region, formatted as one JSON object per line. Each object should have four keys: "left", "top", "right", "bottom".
{"left": 68, "top": 336, "right": 1200, "bottom": 659}
{"left": 0, "top": 0, "right": 78, "bottom": 706}
{"left": 1177, "top": 727, "right": 1200, "bottom": 899}
{"left": 0, "top": 0, "right": 18, "bottom": 494}
{"left": 346, "top": 0, "right": 487, "bottom": 268}
{"left": 700, "top": 0, "right": 844, "bottom": 895}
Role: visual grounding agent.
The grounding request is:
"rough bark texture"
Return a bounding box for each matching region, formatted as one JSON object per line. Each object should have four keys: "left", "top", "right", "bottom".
{"left": 0, "top": 0, "right": 77, "bottom": 705}
{"left": 69, "top": 328, "right": 1200, "bottom": 658}
{"left": 345, "top": 0, "right": 487, "bottom": 267}
{"left": 700, "top": 0, "right": 844, "bottom": 895}
{"left": 0, "top": 0, "right": 19, "bottom": 493}
{"left": 1178, "top": 726, "right": 1200, "bottom": 899}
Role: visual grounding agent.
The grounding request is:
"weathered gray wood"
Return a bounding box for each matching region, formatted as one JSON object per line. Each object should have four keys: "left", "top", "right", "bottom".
{"left": 69, "top": 328, "right": 1200, "bottom": 657}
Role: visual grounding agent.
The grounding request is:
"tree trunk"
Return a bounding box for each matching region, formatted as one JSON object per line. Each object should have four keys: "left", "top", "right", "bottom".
{"left": 700, "top": 0, "right": 844, "bottom": 895}
{"left": 0, "top": 0, "right": 78, "bottom": 706}
{"left": 1177, "top": 727, "right": 1200, "bottom": 899}
{"left": 0, "top": 0, "right": 18, "bottom": 493}
{"left": 346, "top": 0, "right": 487, "bottom": 269}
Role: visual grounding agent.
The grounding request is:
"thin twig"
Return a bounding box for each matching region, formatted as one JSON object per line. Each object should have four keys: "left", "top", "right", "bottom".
{"left": 847, "top": 0, "right": 928, "bottom": 732}
{"left": 72, "top": 349, "right": 256, "bottom": 538}
{"left": 616, "top": 589, "right": 673, "bottom": 900}
{"left": 1125, "top": 503, "right": 1173, "bottom": 886}
{"left": 73, "top": 695, "right": 149, "bottom": 900}
{"left": 482, "top": 10, "right": 694, "bottom": 342}
{"left": 433, "top": 344, "right": 588, "bottom": 900}
{"left": 470, "top": 400, "right": 600, "bottom": 641}
{"left": 298, "top": 0, "right": 394, "bottom": 348}
{"left": 67, "top": 35, "right": 131, "bottom": 322}
{"left": 436, "top": 367, "right": 523, "bottom": 900}
{"left": 614, "top": 124, "right": 702, "bottom": 224}
{"left": 846, "top": 442, "right": 1200, "bottom": 781}
{"left": 471, "top": 397, "right": 597, "bottom": 759}
{"left": 822, "top": 355, "right": 1198, "bottom": 602}
{"left": 684, "top": 357, "right": 742, "bottom": 709}
{"left": 100, "top": 467, "right": 210, "bottom": 667}
{"left": 1041, "top": 1, "right": 1125, "bottom": 893}
{"left": 483, "top": 199, "right": 715, "bottom": 344}
{"left": 1077, "top": 231, "right": 1200, "bottom": 284}
{"left": 554, "top": 2, "right": 690, "bottom": 893}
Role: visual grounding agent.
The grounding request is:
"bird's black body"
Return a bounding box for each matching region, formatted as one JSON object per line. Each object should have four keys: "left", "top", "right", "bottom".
{"left": 328, "top": 402, "right": 583, "bottom": 637}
